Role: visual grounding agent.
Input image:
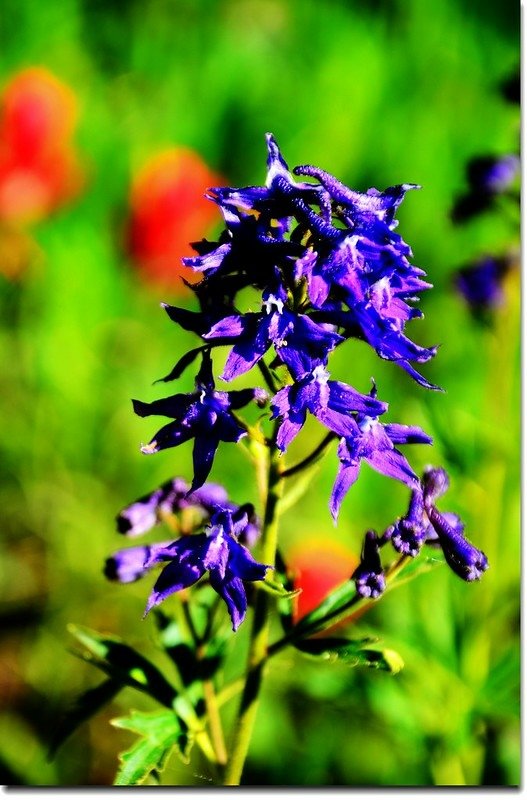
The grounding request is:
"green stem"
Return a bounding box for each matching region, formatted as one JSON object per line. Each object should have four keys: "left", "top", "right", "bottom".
{"left": 223, "top": 442, "right": 283, "bottom": 785}
{"left": 257, "top": 359, "right": 280, "bottom": 395}
{"left": 281, "top": 431, "right": 336, "bottom": 478}
{"left": 203, "top": 679, "right": 228, "bottom": 767}
{"left": 268, "top": 554, "right": 410, "bottom": 658}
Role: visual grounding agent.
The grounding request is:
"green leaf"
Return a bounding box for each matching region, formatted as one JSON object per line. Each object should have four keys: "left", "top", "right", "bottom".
{"left": 385, "top": 554, "right": 445, "bottom": 591}
{"left": 296, "top": 636, "right": 404, "bottom": 674}
{"left": 293, "top": 579, "right": 358, "bottom": 633}
{"left": 260, "top": 576, "right": 301, "bottom": 599}
{"left": 68, "top": 624, "right": 178, "bottom": 708}
{"left": 111, "top": 709, "right": 192, "bottom": 786}
{"left": 48, "top": 678, "right": 122, "bottom": 759}
{"left": 274, "top": 548, "right": 299, "bottom": 633}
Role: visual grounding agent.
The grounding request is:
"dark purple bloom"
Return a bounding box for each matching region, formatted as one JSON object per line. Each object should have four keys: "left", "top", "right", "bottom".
{"left": 421, "top": 466, "right": 450, "bottom": 507}
{"left": 115, "top": 477, "right": 229, "bottom": 537}
{"left": 143, "top": 514, "right": 270, "bottom": 630}
{"left": 270, "top": 366, "right": 388, "bottom": 452}
{"left": 106, "top": 498, "right": 267, "bottom": 630}
{"left": 133, "top": 353, "right": 267, "bottom": 491}
{"left": 452, "top": 155, "right": 520, "bottom": 223}
{"left": 209, "top": 133, "right": 328, "bottom": 226}
{"left": 455, "top": 256, "right": 511, "bottom": 315}
{"left": 183, "top": 213, "right": 302, "bottom": 291}
{"left": 104, "top": 542, "right": 173, "bottom": 583}
{"left": 466, "top": 155, "right": 520, "bottom": 195}
{"left": 203, "top": 286, "right": 343, "bottom": 381}
{"left": 427, "top": 505, "right": 489, "bottom": 582}
{"left": 381, "top": 466, "right": 489, "bottom": 583}
{"left": 330, "top": 412, "right": 432, "bottom": 521}
{"left": 293, "top": 163, "right": 417, "bottom": 225}
{"left": 388, "top": 488, "right": 428, "bottom": 557}
{"left": 352, "top": 530, "right": 386, "bottom": 599}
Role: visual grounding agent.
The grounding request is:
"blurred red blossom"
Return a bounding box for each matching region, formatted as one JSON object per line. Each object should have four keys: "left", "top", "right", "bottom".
{"left": 0, "top": 66, "right": 84, "bottom": 226}
{"left": 287, "top": 536, "right": 358, "bottom": 623}
{"left": 126, "top": 148, "right": 224, "bottom": 291}
{"left": 0, "top": 67, "right": 85, "bottom": 279}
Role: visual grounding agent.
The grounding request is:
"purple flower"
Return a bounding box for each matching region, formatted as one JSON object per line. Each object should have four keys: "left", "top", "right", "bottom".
{"left": 104, "top": 542, "right": 173, "bottom": 584}
{"left": 421, "top": 466, "right": 450, "bottom": 507}
{"left": 133, "top": 353, "right": 267, "bottom": 491}
{"left": 381, "top": 466, "right": 489, "bottom": 583}
{"left": 452, "top": 155, "right": 520, "bottom": 223}
{"left": 144, "top": 509, "right": 269, "bottom": 630}
{"left": 209, "top": 133, "right": 328, "bottom": 226}
{"left": 352, "top": 530, "right": 386, "bottom": 599}
{"left": 106, "top": 497, "right": 267, "bottom": 630}
{"left": 270, "top": 366, "right": 388, "bottom": 452}
{"left": 388, "top": 488, "right": 428, "bottom": 557}
{"left": 455, "top": 256, "right": 511, "bottom": 315}
{"left": 183, "top": 213, "right": 302, "bottom": 291}
{"left": 115, "top": 477, "right": 229, "bottom": 537}
{"left": 466, "top": 155, "right": 520, "bottom": 195}
{"left": 330, "top": 412, "right": 432, "bottom": 521}
{"left": 427, "top": 505, "right": 489, "bottom": 582}
{"left": 203, "top": 286, "right": 343, "bottom": 381}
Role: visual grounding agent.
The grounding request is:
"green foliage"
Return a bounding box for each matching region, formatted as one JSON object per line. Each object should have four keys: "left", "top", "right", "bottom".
{"left": 111, "top": 709, "right": 192, "bottom": 786}
{"left": 68, "top": 624, "right": 179, "bottom": 708}
{"left": 296, "top": 636, "right": 404, "bottom": 674}
{"left": 49, "top": 678, "right": 122, "bottom": 759}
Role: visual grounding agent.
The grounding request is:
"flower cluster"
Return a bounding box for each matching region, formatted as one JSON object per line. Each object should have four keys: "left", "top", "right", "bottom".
{"left": 106, "top": 478, "right": 267, "bottom": 630}
{"left": 135, "top": 134, "right": 437, "bottom": 519}
{"left": 351, "top": 466, "right": 489, "bottom": 598}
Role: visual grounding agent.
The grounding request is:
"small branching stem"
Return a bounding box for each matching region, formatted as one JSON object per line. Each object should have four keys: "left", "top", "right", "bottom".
{"left": 281, "top": 431, "right": 337, "bottom": 478}
{"left": 203, "top": 679, "right": 228, "bottom": 767}
{"left": 223, "top": 440, "right": 283, "bottom": 785}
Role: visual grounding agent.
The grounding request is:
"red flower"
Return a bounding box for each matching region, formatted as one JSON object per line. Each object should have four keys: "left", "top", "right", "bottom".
{"left": 0, "top": 67, "right": 84, "bottom": 226}
{"left": 287, "top": 537, "right": 358, "bottom": 622}
{"left": 126, "top": 148, "right": 224, "bottom": 291}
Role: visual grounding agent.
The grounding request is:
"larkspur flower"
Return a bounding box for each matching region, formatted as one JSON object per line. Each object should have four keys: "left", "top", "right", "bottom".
{"left": 133, "top": 352, "right": 267, "bottom": 491}
{"left": 378, "top": 466, "right": 489, "bottom": 583}
{"left": 115, "top": 477, "right": 233, "bottom": 537}
{"left": 455, "top": 255, "right": 512, "bottom": 316}
{"left": 426, "top": 505, "right": 488, "bottom": 581}
{"left": 107, "top": 491, "right": 267, "bottom": 630}
{"left": 330, "top": 406, "right": 432, "bottom": 521}
{"left": 388, "top": 488, "right": 428, "bottom": 557}
{"left": 203, "top": 287, "right": 343, "bottom": 381}
{"left": 352, "top": 530, "right": 386, "bottom": 599}
{"left": 134, "top": 133, "right": 437, "bottom": 527}
{"left": 452, "top": 154, "right": 520, "bottom": 223}
{"left": 271, "top": 366, "right": 388, "bottom": 452}
{"left": 105, "top": 541, "right": 174, "bottom": 584}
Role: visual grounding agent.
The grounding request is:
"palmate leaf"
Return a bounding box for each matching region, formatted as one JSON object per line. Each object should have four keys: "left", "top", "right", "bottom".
{"left": 68, "top": 624, "right": 178, "bottom": 708}
{"left": 296, "top": 636, "right": 404, "bottom": 674}
{"left": 111, "top": 709, "right": 192, "bottom": 786}
{"left": 48, "top": 677, "right": 122, "bottom": 759}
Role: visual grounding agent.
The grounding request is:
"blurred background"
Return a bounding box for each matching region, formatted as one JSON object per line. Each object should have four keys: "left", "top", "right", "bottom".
{"left": 0, "top": 0, "right": 520, "bottom": 787}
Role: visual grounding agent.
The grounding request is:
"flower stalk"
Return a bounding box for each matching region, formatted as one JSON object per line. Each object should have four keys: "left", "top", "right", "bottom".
{"left": 223, "top": 442, "right": 284, "bottom": 785}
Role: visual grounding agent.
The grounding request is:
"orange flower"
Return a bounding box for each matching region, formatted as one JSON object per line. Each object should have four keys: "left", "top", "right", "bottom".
{"left": 0, "top": 67, "right": 84, "bottom": 226}
{"left": 287, "top": 537, "right": 358, "bottom": 623}
{"left": 127, "top": 148, "right": 224, "bottom": 291}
